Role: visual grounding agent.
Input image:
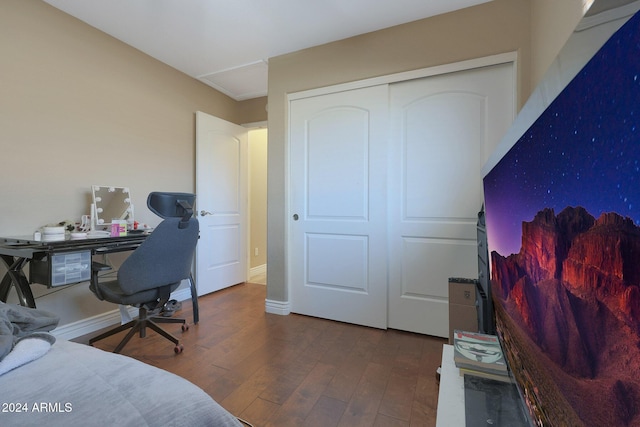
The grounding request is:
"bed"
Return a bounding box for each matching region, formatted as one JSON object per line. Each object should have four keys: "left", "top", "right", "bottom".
{"left": 0, "top": 302, "right": 242, "bottom": 427}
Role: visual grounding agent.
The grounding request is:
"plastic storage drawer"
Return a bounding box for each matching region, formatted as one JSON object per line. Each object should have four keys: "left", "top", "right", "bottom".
{"left": 30, "top": 250, "right": 91, "bottom": 287}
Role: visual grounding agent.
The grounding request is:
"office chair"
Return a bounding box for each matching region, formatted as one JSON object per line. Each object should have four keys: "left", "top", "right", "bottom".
{"left": 89, "top": 193, "right": 199, "bottom": 354}
{"left": 147, "top": 192, "right": 200, "bottom": 325}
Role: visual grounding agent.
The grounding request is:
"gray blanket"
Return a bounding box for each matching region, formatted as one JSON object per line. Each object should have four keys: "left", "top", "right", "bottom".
{"left": 0, "top": 301, "right": 59, "bottom": 361}
{"left": 2, "top": 340, "right": 243, "bottom": 426}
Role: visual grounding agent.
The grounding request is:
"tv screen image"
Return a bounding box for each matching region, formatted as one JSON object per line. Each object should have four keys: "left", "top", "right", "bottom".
{"left": 483, "top": 10, "right": 640, "bottom": 427}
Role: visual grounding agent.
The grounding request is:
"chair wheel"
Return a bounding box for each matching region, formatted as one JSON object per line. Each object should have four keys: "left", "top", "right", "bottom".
{"left": 174, "top": 344, "right": 184, "bottom": 354}
{"left": 181, "top": 323, "right": 189, "bottom": 332}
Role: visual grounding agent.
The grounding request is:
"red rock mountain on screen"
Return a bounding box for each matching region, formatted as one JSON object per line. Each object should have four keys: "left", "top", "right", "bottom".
{"left": 491, "top": 206, "right": 640, "bottom": 379}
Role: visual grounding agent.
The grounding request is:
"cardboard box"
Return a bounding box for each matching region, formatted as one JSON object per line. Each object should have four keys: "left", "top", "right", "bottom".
{"left": 448, "top": 278, "right": 478, "bottom": 344}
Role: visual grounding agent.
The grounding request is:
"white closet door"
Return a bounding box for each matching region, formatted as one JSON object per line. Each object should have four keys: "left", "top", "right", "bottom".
{"left": 289, "top": 85, "right": 389, "bottom": 329}
{"left": 388, "top": 63, "right": 515, "bottom": 336}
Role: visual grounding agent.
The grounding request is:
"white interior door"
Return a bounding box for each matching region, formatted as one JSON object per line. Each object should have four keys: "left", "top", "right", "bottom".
{"left": 388, "top": 63, "right": 515, "bottom": 336}
{"left": 289, "top": 85, "right": 389, "bottom": 329}
{"left": 195, "top": 111, "right": 248, "bottom": 296}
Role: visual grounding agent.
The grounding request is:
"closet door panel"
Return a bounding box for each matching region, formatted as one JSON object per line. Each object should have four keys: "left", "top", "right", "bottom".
{"left": 388, "top": 63, "right": 515, "bottom": 336}
{"left": 289, "top": 84, "right": 389, "bottom": 329}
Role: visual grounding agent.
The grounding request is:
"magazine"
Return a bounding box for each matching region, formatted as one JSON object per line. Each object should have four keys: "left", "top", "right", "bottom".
{"left": 453, "top": 330, "right": 507, "bottom": 373}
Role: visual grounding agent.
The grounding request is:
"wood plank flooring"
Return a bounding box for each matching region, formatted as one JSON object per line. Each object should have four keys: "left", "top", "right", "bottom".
{"left": 76, "top": 283, "right": 446, "bottom": 426}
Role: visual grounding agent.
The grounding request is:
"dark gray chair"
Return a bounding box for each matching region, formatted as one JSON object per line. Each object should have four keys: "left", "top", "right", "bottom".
{"left": 89, "top": 195, "right": 199, "bottom": 354}
{"left": 147, "top": 192, "right": 200, "bottom": 324}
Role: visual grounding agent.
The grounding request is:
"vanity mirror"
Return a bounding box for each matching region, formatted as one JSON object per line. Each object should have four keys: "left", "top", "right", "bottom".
{"left": 91, "top": 186, "right": 134, "bottom": 231}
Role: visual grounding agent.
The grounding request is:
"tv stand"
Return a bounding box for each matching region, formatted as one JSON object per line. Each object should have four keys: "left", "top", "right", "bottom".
{"left": 436, "top": 345, "right": 465, "bottom": 426}
{"left": 436, "top": 344, "right": 529, "bottom": 426}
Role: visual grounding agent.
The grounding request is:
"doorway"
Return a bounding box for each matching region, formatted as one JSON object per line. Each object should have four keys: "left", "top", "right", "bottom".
{"left": 194, "top": 114, "right": 267, "bottom": 294}
{"left": 248, "top": 128, "right": 268, "bottom": 285}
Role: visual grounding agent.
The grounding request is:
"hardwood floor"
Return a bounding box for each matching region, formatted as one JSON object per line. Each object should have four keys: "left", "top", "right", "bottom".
{"left": 77, "top": 283, "right": 446, "bottom": 426}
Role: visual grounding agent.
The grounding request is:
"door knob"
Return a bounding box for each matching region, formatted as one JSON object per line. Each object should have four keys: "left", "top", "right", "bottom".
{"left": 293, "top": 214, "right": 299, "bottom": 221}
{"left": 200, "top": 210, "right": 213, "bottom": 217}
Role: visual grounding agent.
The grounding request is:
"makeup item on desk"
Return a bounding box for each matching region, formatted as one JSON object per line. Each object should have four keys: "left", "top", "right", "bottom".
{"left": 43, "top": 226, "right": 65, "bottom": 235}
{"left": 110, "top": 220, "right": 127, "bottom": 237}
{"left": 77, "top": 215, "right": 91, "bottom": 232}
{"left": 42, "top": 226, "right": 65, "bottom": 241}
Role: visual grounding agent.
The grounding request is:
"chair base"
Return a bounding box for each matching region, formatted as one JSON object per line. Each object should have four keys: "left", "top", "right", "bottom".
{"left": 89, "top": 306, "right": 187, "bottom": 354}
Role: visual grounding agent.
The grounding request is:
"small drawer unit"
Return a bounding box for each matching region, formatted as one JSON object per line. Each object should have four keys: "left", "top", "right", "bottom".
{"left": 30, "top": 250, "right": 91, "bottom": 287}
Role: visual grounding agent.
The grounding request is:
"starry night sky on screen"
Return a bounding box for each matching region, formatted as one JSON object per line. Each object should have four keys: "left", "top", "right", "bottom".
{"left": 483, "top": 11, "right": 640, "bottom": 257}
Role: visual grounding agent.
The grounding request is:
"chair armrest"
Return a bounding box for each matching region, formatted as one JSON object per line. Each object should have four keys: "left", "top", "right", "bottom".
{"left": 90, "top": 262, "right": 112, "bottom": 300}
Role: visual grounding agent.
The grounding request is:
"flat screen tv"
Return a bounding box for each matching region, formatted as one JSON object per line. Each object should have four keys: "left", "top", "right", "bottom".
{"left": 483, "top": 5, "right": 640, "bottom": 426}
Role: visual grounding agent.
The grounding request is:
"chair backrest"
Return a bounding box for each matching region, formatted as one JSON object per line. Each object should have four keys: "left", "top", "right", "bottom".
{"left": 147, "top": 192, "right": 196, "bottom": 228}
{"left": 116, "top": 217, "right": 199, "bottom": 295}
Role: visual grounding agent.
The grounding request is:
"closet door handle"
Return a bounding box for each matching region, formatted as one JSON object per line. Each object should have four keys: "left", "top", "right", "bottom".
{"left": 200, "top": 210, "right": 213, "bottom": 217}
{"left": 293, "top": 214, "right": 299, "bottom": 221}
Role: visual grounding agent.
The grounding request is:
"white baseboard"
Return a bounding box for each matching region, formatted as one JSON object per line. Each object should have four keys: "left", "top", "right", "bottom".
{"left": 52, "top": 306, "right": 138, "bottom": 341}
{"left": 250, "top": 264, "right": 266, "bottom": 277}
{"left": 265, "top": 298, "right": 290, "bottom": 315}
{"left": 52, "top": 287, "right": 193, "bottom": 340}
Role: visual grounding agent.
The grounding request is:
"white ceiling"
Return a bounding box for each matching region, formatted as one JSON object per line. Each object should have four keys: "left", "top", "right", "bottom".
{"left": 43, "top": 0, "right": 491, "bottom": 100}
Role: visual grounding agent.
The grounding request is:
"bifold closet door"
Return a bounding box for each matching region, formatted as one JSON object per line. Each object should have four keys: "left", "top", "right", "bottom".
{"left": 387, "top": 63, "right": 515, "bottom": 337}
{"left": 289, "top": 85, "right": 389, "bottom": 329}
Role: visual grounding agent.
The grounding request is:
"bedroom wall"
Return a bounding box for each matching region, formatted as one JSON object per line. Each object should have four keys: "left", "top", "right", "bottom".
{"left": 0, "top": 0, "right": 266, "bottom": 328}
{"left": 265, "top": 0, "right": 533, "bottom": 304}
{"left": 530, "top": 0, "right": 590, "bottom": 89}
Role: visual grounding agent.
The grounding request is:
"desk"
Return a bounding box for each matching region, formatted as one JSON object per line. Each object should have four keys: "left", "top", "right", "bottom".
{"left": 0, "top": 233, "right": 199, "bottom": 324}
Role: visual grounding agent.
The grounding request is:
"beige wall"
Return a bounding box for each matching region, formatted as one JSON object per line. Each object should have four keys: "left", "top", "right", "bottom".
{"left": 530, "top": 0, "right": 589, "bottom": 89}
{"left": 0, "top": 0, "right": 264, "bottom": 326}
{"left": 249, "top": 129, "right": 268, "bottom": 269}
{"left": 266, "top": 0, "right": 533, "bottom": 303}
{"left": 239, "top": 98, "right": 269, "bottom": 126}
{"left": 1, "top": 0, "right": 266, "bottom": 235}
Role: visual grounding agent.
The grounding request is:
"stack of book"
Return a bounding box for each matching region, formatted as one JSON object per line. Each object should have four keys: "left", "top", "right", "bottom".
{"left": 452, "top": 330, "right": 512, "bottom": 383}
